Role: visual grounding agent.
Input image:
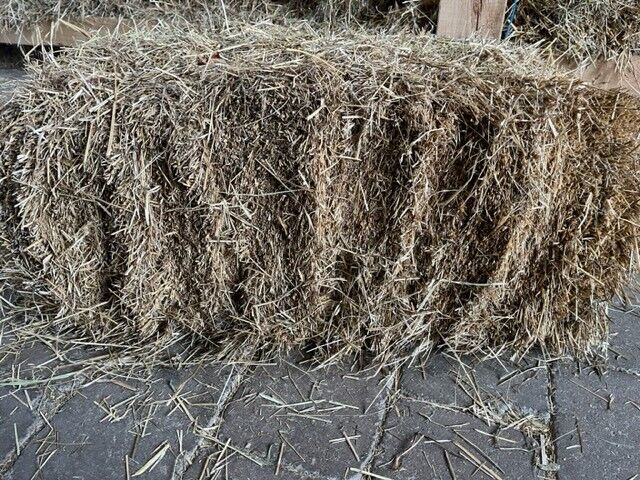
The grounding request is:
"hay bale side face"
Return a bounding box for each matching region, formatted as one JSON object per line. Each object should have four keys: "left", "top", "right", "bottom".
{"left": 1, "top": 26, "right": 639, "bottom": 362}
{"left": 0, "top": 74, "right": 109, "bottom": 326}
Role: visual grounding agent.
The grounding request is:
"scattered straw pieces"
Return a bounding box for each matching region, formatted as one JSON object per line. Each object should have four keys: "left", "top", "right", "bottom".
{"left": 131, "top": 441, "right": 170, "bottom": 477}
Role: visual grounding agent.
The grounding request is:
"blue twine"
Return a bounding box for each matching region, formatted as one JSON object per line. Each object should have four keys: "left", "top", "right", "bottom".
{"left": 502, "top": 0, "right": 521, "bottom": 40}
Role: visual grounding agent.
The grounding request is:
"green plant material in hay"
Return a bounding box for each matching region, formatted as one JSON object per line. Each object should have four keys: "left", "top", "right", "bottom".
{"left": 1, "top": 24, "right": 639, "bottom": 364}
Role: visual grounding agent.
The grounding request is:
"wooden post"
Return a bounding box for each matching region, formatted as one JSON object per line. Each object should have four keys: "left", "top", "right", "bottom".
{"left": 437, "top": 0, "right": 509, "bottom": 40}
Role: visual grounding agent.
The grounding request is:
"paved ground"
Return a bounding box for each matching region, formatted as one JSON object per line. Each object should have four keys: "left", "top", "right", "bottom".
{"left": 1, "top": 55, "right": 639, "bottom": 480}
{"left": 1, "top": 296, "right": 638, "bottom": 480}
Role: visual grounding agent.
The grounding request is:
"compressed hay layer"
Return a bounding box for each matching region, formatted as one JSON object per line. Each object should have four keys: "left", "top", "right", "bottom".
{"left": 1, "top": 24, "right": 639, "bottom": 363}
{"left": 1, "top": 0, "right": 638, "bottom": 63}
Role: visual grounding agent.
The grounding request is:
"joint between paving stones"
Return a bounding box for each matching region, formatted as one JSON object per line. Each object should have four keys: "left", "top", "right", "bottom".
{"left": 348, "top": 367, "right": 402, "bottom": 480}
{"left": 1, "top": 376, "right": 87, "bottom": 477}
{"left": 544, "top": 360, "right": 560, "bottom": 480}
{"left": 171, "top": 361, "right": 251, "bottom": 479}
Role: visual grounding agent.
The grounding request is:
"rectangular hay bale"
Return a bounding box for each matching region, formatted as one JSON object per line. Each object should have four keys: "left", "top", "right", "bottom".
{"left": 1, "top": 24, "right": 639, "bottom": 364}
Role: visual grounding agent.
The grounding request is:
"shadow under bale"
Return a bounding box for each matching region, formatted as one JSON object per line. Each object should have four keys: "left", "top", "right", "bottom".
{"left": 1, "top": 24, "right": 639, "bottom": 364}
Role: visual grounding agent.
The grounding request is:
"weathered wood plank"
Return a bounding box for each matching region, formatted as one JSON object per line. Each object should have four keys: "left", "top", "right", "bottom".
{"left": 436, "top": 0, "right": 509, "bottom": 40}
{"left": 574, "top": 57, "right": 640, "bottom": 98}
{"left": 0, "top": 17, "right": 130, "bottom": 46}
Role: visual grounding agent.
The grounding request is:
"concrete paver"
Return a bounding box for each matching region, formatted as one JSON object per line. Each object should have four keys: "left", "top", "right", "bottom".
{"left": 552, "top": 294, "right": 640, "bottom": 480}
{"left": 372, "top": 354, "right": 550, "bottom": 480}
{"left": 0, "top": 332, "right": 90, "bottom": 470}
{"left": 183, "top": 356, "right": 393, "bottom": 480}
{"left": 553, "top": 363, "right": 640, "bottom": 480}
{"left": 607, "top": 302, "right": 640, "bottom": 374}
{"left": 4, "top": 359, "right": 236, "bottom": 480}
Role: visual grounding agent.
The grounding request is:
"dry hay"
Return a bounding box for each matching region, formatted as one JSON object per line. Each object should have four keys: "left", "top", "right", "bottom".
{"left": 515, "top": 0, "right": 640, "bottom": 66}
{"left": 1, "top": 23, "right": 639, "bottom": 365}
{"left": 1, "top": 0, "right": 639, "bottom": 64}
{"left": 0, "top": 1, "right": 273, "bottom": 34}
{"left": 0, "top": 0, "right": 434, "bottom": 31}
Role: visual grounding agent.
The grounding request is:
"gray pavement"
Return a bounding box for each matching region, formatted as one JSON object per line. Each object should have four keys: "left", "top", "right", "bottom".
{"left": 553, "top": 304, "right": 640, "bottom": 480}
{"left": 1, "top": 58, "right": 639, "bottom": 480}
{"left": 2, "top": 303, "right": 639, "bottom": 480}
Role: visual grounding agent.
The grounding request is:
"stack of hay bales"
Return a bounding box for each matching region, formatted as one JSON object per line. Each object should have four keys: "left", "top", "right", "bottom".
{"left": 1, "top": 24, "right": 638, "bottom": 363}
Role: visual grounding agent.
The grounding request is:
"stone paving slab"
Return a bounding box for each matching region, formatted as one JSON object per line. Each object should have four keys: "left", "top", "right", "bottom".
{"left": 189, "top": 450, "right": 343, "bottom": 480}
{"left": 553, "top": 296, "right": 640, "bottom": 480}
{"left": 607, "top": 303, "right": 640, "bottom": 374}
{"left": 553, "top": 363, "right": 640, "bottom": 480}
{"left": 399, "top": 353, "right": 550, "bottom": 415}
{"left": 183, "top": 356, "right": 393, "bottom": 480}
{"left": 371, "top": 354, "right": 550, "bottom": 480}
{"left": 4, "top": 361, "right": 236, "bottom": 480}
{"left": 374, "top": 401, "right": 534, "bottom": 480}
{"left": 0, "top": 333, "right": 90, "bottom": 469}
{"left": 0, "top": 380, "right": 40, "bottom": 467}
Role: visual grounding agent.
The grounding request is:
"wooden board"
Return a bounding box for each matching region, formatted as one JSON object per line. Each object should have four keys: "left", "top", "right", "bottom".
{"left": 0, "top": 17, "right": 131, "bottom": 46}
{"left": 437, "top": 0, "right": 509, "bottom": 40}
{"left": 572, "top": 56, "right": 640, "bottom": 98}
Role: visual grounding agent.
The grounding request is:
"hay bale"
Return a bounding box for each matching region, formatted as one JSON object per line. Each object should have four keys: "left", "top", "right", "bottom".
{"left": 515, "top": 0, "right": 640, "bottom": 66}
{"left": 0, "top": 0, "right": 437, "bottom": 34}
{"left": 1, "top": 0, "right": 638, "bottom": 64}
{"left": 1, "top": 24, "right": 639, "bottom": 363}
{"left": 0, "top": 0, "right": 285, "bottom": 31}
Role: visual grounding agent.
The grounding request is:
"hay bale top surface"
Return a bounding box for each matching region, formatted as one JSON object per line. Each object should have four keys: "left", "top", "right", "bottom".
{"left": 13, "top": 20, "right": 605, "bottom": 92}
{"left": 1, "top": 0, "right": 639, "bottom": 65}
{"left": 1, "top": 23, "right": 639, "bottom": 364}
